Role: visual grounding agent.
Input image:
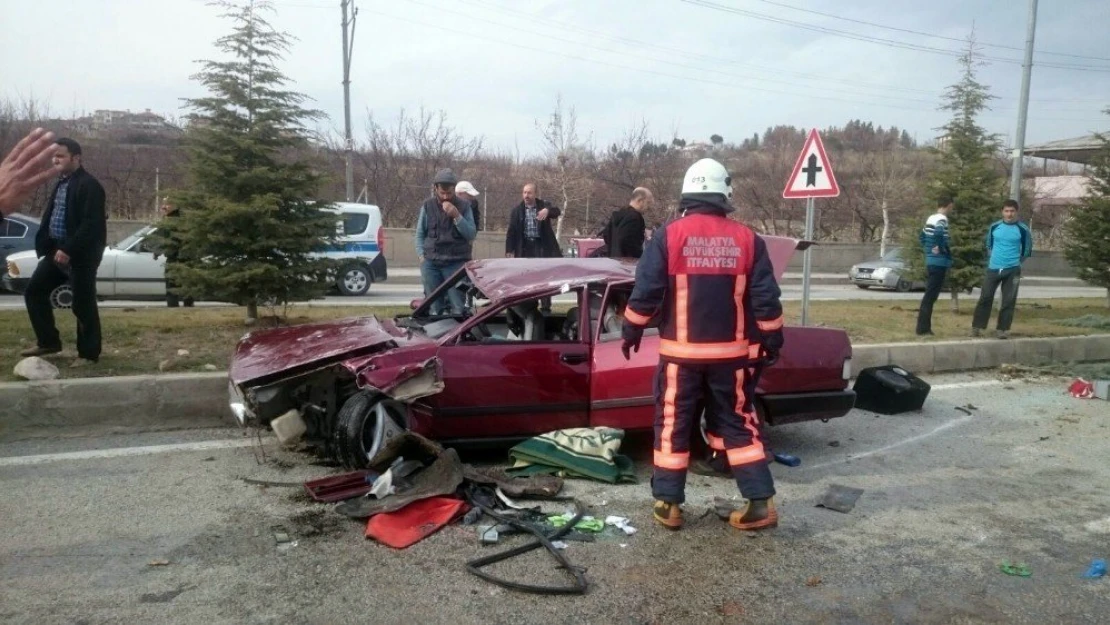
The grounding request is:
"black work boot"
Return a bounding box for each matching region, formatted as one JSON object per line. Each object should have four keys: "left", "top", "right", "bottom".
{"left": 729, "top": 498, "right": 778, "bottom": 531}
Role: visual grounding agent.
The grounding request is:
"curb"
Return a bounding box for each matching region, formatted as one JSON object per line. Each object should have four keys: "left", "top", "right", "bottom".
{"left": 1, "top": 335, "right": 1107, "bottom": 442}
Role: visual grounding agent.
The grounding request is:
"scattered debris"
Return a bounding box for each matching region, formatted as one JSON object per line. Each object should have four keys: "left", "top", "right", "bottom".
{"left": 966, "top": 403, "right": 979, "bottom": 410}
{"left": 714, "top": 497, "right": 740, "bottom": 520}
{"left": 158, "top": 359, "right": 174, "bottom": 372}
{"left": 828, "top": 441, "right": 840, "bottom": 448}
{"left": 717, "top": 600, "right": 745, "bottom": 617}
{"left": 955, "top": 406, "right": 973, "bottom": 416}
{"left": 148, "top": 559, "right": 171, "bottom": 567}
{"left": 140, "top": 588, "right": 187, "bottom": 604}
{"left": 773, "top": 452, "right": 801, "bottom": 467}
{"left": 1083, "top": 559, "right": 1107, "bottom": 579}
{"left": 805, "top": 576, "right": 823, "bottom": 587}
{"left": 604, "top": 516, "right": 637, "bottom": 535}
{"left": 550, "top": 541, "right": 568, "bottom": 550}
{"left": 1039, "top": 436, "right": 1051, "bottom": 442}
{"left": 1069, "top": 378, "right": 1095, "bottom": 399}
{"left": 548, "top": 513, "right": 604, "bottom": 533}
{"left": 507, "top": 427, "right": 636, "bottom": 484}
{"left": 335, "top": 434, "right": 464, "bottom": 519}
{"left": 177, "top": 349, "right": 191, "bottom": 357}
{"left": 202, "top": 457, "right": 215, "bottom": 462}
{"left": 13, "top": 357, "right": 59, "bottom": 381}
{"left": 816, "top": 484, "right": 864, "bottom": 514}
{"left": 364, "top": 496, "right": 469, "bottom": 549}
{"left": 1095, "top": 380, "right": 1110, "bottom": 400}
{"left": 478, "top": 525, "right": 500, "bottom": 544}
{"left": 999, "top": 561, "right": 1032, "bottom": 577}
{"left": 203, "top": 364, "right": 218, "bottom": 371}
{"left": 303, "top": 470, "right": 378, "bottom": 502}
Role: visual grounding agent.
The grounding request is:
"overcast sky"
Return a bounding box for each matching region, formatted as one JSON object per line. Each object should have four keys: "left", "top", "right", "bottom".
{"left": 2, "top": 0, "right": 1108, "bottom": 156}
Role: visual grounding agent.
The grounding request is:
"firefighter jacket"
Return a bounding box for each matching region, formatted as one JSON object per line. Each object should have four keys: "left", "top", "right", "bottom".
{"left": 622, "top": 202, "right": 784, "bottom": 365}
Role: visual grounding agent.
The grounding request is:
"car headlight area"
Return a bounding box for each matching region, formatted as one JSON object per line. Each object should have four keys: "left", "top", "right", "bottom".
{"left": 228, "top": 380, "right": 254, "bottom": 426}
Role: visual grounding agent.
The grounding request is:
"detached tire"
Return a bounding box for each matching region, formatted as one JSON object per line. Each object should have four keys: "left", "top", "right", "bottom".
{"left": 50, "top": 284, "right": 74, "bottom": 310}
{"left": 337, "top": 264, "right": 371, "bottom": 296}
{"left": 331, "top": 390, "right": 408, "bottom": 469}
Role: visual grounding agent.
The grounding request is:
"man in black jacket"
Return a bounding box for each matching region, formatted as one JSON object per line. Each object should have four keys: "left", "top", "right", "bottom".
{"left": 505, "top": 182, "right": 562, "bottom": 260}
{"left": 505, "top": 182, "right": 562, "bottom": 311}
{"left": 601, "top": 187, "right": 653, "bottom": 259}
{"left": 20, "top": 138, "right": 107, "bottom": 366}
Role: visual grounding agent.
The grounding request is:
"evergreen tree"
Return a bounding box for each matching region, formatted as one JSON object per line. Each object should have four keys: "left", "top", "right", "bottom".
{"left": 163, "top": 0, "right": 336, "bottom": 322}
{"left": 900, "top": 38, "right": 1005, "bottom": 312}
{"left": 1064, "top": 112, "right": 1110, "bottom": 307}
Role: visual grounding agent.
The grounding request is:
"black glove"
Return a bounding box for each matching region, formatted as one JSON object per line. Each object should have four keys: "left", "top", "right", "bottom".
{"left": 621, "top": 324, "right": 643, "bottom": 360}
{"left": 761, "top": 330, "right": 784, "bottom": 366}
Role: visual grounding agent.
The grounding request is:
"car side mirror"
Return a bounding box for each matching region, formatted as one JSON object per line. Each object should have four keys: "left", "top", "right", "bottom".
{"left": 409, "top": 298, "right": 424, "bottom": 310}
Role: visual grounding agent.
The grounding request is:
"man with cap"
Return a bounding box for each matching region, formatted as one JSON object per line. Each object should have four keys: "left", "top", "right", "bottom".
{"left": 455, "top": 180, "right": 482, "bottom": 232}
{"left": 621, "top": 157, "right": 785, "bottom": 533}
{"left": 414, "top": 169, "right": 477, "bottom": 315}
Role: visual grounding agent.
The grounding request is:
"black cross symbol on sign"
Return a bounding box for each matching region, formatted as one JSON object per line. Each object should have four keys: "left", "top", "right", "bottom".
{"left": 802, "top": 154, "right": 822, "bottom": 187}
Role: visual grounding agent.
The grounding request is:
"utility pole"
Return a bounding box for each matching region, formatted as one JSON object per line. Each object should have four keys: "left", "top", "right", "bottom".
{"left": 1009, "top": 0, "right": 1038, "bottom": 202}
{"left": 153, "top": 168, "right": 160, "bottom": 214}
{"left": 340, "top": 0, "right": 358, "bottom": 202}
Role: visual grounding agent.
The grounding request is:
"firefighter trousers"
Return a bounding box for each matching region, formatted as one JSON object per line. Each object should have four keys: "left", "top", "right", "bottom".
{"left": 651, "top": 360, "right": 776, "bottom": 504}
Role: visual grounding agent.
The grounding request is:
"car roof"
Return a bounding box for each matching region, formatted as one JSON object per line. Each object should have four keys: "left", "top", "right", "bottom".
{"left": 465, "top": 258, "right": 638, "bottom": 301}
{"left": 465, "top": 235, "right": 805, "bottom": 302}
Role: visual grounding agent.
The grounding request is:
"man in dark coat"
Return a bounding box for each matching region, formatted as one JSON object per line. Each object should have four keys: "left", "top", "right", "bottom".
{"left": 505, "top": 182, "right": 562, "bottom": 260}
{"left": 601, "top": 187, "right": 653, "bottom": 259}
{"left": 21, "top": 138, "right": 107, "bottom": 366}
{"left": 505, "top": 182, "right": 562, "bottom": 311}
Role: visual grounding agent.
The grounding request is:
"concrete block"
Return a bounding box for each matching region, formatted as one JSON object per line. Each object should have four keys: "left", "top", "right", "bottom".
{"left": 974, "top": 340, "right": 1017, "bottom": 370}
{"left": 1084, "top": 335, "right": 1110, "bottom": 362}
{"left": 1051, "top": 336, "right": 1088, "bottom": 364}
{"left": 932, "top": 342, "right": 980, "bottom": 373}
{"left": 886, "top": 343, "right": 935, "bottom": 376}
{"left": 850, "top": 345, "right": 889, "bottom": 373}
{"left": 1014, "top": 338, "right": 1056, "bottom": 367}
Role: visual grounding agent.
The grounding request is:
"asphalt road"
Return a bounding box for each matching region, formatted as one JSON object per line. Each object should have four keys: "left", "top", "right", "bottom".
{"left": 0, "top": 282, "right": 1103, "bottom": 310}
{"left": 2, "top": 371, "right": 1108, "bottom": 624}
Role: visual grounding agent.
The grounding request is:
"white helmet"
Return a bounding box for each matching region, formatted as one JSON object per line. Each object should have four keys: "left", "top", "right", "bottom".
{"left": 681, "top": 158, "right": 732, "bottom": 199}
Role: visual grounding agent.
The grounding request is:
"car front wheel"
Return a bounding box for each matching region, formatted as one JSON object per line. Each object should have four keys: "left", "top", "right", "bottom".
{"left": 856, "top": 284, "right": 870, "bottom": 289}
{"left": 331, "top": 390, "right": 407, "bottom": 469}
{"left": 50, "top": 284, "right": 74, "bottom": 309}
{"left": 895, "top": 279, "right": 911, "bottom": 292}
{"left": 337, "top": 264, "right": 371, "bottom": 296}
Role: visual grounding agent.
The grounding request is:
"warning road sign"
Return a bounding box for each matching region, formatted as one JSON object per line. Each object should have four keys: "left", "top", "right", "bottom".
{"left": 783, "top": 128, "right": 840, "bottom": 199}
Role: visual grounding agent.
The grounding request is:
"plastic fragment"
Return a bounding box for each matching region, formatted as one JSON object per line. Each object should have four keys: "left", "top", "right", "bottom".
{"left": 1083, "top": 559, "right": 1106, "bottom": 579}
{"left": 1000, "top": 561, "right": 1032, "bottom": 577}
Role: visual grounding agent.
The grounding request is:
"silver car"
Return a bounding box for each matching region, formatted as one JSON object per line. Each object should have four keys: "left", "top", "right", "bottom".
{"left": 847, "top": 248, "right": 924, "bottom": 292}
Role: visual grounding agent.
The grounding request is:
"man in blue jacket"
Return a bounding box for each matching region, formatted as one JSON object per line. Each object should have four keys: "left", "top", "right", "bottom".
{"left": 971, "top": 199, "right": 1033, "bottom": 339}
{"left": 915, "top": 197, "right": 953, "bottom": 336}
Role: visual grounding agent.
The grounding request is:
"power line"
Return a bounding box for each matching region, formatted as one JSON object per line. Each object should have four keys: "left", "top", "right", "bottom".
{"left": 679, "top": 0, "right": 1110, "bottom": 73}
{"left": 751, "top": 0, "right": 1110, "bottom": 63}
{"left": 454, "top": 0, "right": 1108, "bottom": 104}
{"left": 363, "top": 5, "right": 1108, "bottom": 124}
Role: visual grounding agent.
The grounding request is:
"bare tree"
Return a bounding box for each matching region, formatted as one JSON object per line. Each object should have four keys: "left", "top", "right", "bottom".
{"left": 861, "top": 140, "right": 930, "bottom": 256}
{"left": 535, "top": 95, "right": 593, "bottom": 240}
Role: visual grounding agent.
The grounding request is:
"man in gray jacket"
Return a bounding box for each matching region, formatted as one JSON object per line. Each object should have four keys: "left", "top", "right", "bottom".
{"left": 415, "top": 169, "right": 477, "bottom": 315}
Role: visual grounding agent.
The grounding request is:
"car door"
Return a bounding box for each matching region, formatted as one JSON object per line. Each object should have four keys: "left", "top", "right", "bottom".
{"left": 0, "top": 218, "right": 32, "bottom": 266}
{"left": 588, "top": 282, "right": 659, "bottom": 431}
{"left": 425, "top": 289, "right": 591, "bottom": 440}
{"left": 116, "top": 235, "right": 166, "bottom": 297}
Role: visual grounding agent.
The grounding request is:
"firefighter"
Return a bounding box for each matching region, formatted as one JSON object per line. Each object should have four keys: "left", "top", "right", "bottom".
{"left": 621, "top": 158, "right": 785, "bottom": 532}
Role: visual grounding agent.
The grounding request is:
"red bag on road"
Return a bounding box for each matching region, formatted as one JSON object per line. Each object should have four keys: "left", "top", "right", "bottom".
{"left": 365, "top": 496, "right": 469, "bottom": 549}
{"left": 1069, "top": 378, "right": 1094, "bottom": 399}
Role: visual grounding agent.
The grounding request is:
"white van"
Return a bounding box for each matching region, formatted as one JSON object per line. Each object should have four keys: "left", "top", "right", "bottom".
{"left": 314, "top": 202, "right": 388, "bottom": 296}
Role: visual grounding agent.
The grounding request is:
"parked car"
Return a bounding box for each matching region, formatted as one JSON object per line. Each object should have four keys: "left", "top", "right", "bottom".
{"left": 227, "top": 236, "right": 857, "bottom": 468}
{"left": 0, "top": 214, "right": 41, "bottom": 290}
{"left": 2, "top": 203, "right": 388, "bottom": 308}
{"left": 847, "top": 248, "right": 925, "bottom": 292}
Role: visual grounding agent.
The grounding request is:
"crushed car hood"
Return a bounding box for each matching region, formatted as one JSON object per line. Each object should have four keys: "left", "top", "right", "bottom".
{"left": 229, "top": 316, "right": 429, "bottom": 386}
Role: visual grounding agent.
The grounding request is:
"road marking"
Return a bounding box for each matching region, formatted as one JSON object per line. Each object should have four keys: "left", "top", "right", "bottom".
{"left": 805, "top": 414, "right": 975, "bottom": 471}
{"left": 0, "top": 438, "right": 261, "bottom": 467}
{"left": 930, "top": 380, "right": 1004, "bottom": 391}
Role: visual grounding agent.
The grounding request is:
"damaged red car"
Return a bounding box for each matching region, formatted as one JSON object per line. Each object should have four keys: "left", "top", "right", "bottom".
{"left": 227, "top": 237, "right": 856, "bottom": 468}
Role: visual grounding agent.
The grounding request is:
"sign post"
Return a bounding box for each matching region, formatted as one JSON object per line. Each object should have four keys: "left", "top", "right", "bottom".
{"left": 783, "top": 128, "right": 840, "bottom": 326}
